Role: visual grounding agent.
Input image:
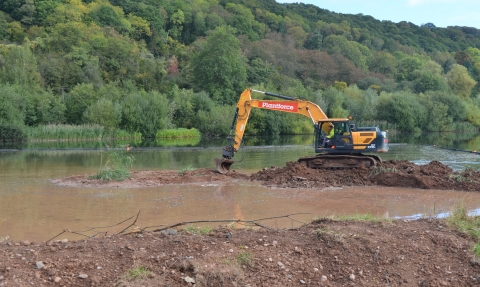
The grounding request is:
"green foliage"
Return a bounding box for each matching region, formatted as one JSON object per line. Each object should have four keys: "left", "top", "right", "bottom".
{"left": 236, "top": 251, "right": 253, "bottom": 267}
{"left": 446, "top": 203, "right": 480, "bottom": 257}
{"left": 184, "top": 225, "right": 211, "bottom": 234}
{"left": 0, "top": 84, "right": 27, "bottom": 127}
{"left": 1, "top": 0, "right": 480, "bottom": 135}
{"left": 446, "top": 64, "right": 477, "bottom": 99}
{"left": 25, "top": 124, "right": 104, "bottom": 140}
{"left": 120, "top": 90, "right": 169, "bottom": 138}
{"left": 324, "top": 213, "right": 388, "bottom": 223}
{"left": 65, "top": 84, "right": 98, "bottom": 125}
{"left": 122, "top": 265, "right": 152, "bottom": 281}
{"left": 196, "top": 104, "right": 236, "bottom": 137}
{"left": 87, "top": 4, "right": 128, "bottom": 34}
{"left": 377, "top": 92, "right": 427, "bottom": 132}
{"left": 0, "top": 124, "right": 26, "bottom": 143}
{"left": 89, "top": 149, "right": 134, "bottom": 181}
{"left": 191, "top": 26, "right": 247, "bottom": 105}
{"left": 84, "top": 98, "right": 122, "bottom": 134}
{"left": 0, "top": 44, "right": 42, "bottom": 89}
{"left": 156, "top": 128, "right": 201, "bottom": 138}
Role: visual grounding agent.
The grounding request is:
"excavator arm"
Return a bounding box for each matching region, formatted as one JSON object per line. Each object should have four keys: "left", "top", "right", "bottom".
{"left": 215, "top": 88, "right": 328, "bottom": 173}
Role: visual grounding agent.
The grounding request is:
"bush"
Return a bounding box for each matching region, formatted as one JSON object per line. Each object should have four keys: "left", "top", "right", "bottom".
{"left": 0, "top": 124, "right": 27, "bottom": 143}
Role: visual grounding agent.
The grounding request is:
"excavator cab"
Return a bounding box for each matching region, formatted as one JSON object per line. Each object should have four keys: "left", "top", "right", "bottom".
{"left": 316, "top": 119, "right": 353, "bottom": 152}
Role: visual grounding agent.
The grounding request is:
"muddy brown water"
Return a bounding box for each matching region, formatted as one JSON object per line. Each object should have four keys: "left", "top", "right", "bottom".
{"left": 1, "top": 144, "right": 480, "bottom": 242}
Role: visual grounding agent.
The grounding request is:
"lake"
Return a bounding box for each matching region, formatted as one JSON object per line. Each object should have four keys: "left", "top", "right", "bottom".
{"left": 1, "top": 132, "right": 479, "bottom": 242}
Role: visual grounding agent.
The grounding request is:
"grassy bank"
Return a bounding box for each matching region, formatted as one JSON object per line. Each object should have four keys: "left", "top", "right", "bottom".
{"left": 156, "top": 128, "right": 201, "bottom": 138}
{"left": 25, "top": 124, "right": 141, "bottom": 141}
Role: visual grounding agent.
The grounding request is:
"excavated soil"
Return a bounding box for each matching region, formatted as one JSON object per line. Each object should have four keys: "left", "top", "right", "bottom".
{"left": 3, "top": 160, "right": 480, "bottom": 286}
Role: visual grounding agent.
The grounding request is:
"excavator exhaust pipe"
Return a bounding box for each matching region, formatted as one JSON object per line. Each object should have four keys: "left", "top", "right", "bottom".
{"left": 214, "top": 158, "right": 235, "bottom": 174}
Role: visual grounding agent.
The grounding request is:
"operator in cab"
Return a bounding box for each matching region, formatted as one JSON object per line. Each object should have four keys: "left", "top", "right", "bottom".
{"left": 323, "top": 123, "right": 335, "bottom": 148}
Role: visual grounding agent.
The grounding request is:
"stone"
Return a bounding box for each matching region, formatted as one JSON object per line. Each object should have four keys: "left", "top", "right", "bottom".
{"left": 36, "top": 261, "right": 45, "bottom": 269}
{"left": 183, "top": 276, "right": 195, "bottom": 283}
{"left": 294, "top": 246, "right": 303, "bottom": 254}
{"left": 78, "top": 274, "right": 88, "bottom": 279}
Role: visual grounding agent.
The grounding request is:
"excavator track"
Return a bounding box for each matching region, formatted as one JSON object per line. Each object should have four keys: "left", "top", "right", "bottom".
{"left": 297, "top": 154, "right": 381, "bottom": 169}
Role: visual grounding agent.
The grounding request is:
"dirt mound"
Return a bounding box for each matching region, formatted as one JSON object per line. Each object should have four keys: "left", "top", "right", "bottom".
{"left": 252, "top": 160, "right": 480, "bottom": 191}
{"left": 52, "top": 160, "right": 480, "bottom": 191}
{"left": 2, "top": 219, "right": 479, "bottom": 286}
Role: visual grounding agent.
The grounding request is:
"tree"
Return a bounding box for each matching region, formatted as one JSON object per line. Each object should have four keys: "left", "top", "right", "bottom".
{"left": 446, "top": 64, "right": 477, "bottom": 99}
{"left": 191, "top": 26, "right": 247, "bottom": 105}
{"left": 83, "top": 98, "right": 122, "bottom": 133}
{"left": 65, "top": 83, "right": 97, "bottom": 125}
{"left": 368, "top": 51, "right": 397, "bottom": 77}
{"left": 120, "top": 90, "right": 168, "bottom": 137}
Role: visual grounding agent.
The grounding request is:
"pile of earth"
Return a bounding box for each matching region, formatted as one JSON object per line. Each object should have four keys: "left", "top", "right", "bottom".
{"left": 1, "top": 218, "right": 479, "bottom": 286}
{"left": 52, "top": 159, "right": 480, "bottom": 192}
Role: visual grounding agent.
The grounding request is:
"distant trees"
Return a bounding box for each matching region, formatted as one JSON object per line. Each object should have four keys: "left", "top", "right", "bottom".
{"left": 0, "top": 0, "right": 480, "bottom": 140}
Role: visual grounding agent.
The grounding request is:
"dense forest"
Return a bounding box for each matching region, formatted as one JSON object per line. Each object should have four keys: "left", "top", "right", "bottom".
{"left": 1, "top": 0, "right": 480, "bottom": 141}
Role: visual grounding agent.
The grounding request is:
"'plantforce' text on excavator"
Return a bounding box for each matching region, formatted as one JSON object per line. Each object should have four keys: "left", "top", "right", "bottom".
{"left": 214, "top": 88, "right": 388, "bottom": 173}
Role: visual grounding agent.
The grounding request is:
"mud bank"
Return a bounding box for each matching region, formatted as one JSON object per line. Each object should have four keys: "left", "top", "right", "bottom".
{"left": 52, "top": 160, "right": 480, "bottom": 191}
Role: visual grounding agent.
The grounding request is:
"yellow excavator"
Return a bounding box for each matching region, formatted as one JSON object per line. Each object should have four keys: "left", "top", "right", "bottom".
{"left": 214, "top": 88, "right": 388, "bottom": 173}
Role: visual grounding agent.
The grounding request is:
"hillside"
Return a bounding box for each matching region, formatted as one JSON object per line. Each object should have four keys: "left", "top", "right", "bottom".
{"left": 0, "top": 0, "right": 479, "bottom": 140}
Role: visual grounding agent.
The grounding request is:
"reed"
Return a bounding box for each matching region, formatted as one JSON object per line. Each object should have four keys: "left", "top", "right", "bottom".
{"left": 26, "top": 124, "right": 142, "bottom": 141}
{"left": 156, "top": 128, "right": 201, "bottom": 138}
{"left": 89, "top": 149, "right": 135, "bottom": 181}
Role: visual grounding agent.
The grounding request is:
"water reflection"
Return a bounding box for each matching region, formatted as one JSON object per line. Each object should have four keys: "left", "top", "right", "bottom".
{"left": 3, "top": 131, "right": 479, "bottom": 151}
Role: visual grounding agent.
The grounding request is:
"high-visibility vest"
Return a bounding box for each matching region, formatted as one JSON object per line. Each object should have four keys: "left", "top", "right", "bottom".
{"left": 327, "top": 128, "right": 334, "bottom": 139}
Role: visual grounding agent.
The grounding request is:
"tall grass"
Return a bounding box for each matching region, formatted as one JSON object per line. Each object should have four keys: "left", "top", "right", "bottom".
{"left": 447, "top": 203, "right": 480, "bottom": 257}
{"left": 25, "top": 124, "right": 142, "bottom": 141}
{"left": 89, "top": 149, "right": 135, "bottom": 181}
{"left": 156, "top": 128, "right": 201, "bottom": 138}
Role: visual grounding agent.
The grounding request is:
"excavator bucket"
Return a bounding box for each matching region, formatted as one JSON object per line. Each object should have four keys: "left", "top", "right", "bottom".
{"left": 214, "top": 158, "right": 235, "bottom": 174}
